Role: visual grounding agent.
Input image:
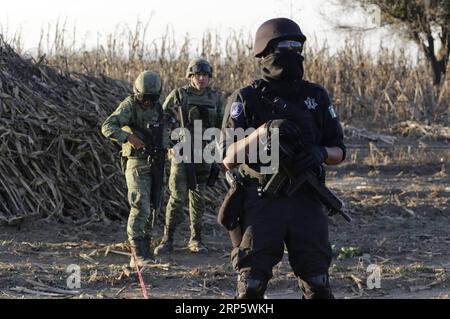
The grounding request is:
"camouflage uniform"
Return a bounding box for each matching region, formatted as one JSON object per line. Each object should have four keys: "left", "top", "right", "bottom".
{"left": 101, "top": 70, "right": 168, "bottom": 266}
{"left": 155, "top": 58, "right": 224, "bottom": 255}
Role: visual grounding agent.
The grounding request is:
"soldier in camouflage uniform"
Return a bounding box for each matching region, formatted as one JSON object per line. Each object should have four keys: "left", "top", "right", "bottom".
{"left": 154, "top": 58, "right": 224, "bottom": 255}
{"left": 101, "top": 70, "right": 168, "bottom": 267}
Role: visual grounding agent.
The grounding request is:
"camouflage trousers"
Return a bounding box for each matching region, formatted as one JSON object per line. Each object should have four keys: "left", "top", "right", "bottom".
{"left": 125, "top": 158, "right": 156, "bottom": 245}
{"left": 164, "top": 160, "right": 209, "bottom": 239}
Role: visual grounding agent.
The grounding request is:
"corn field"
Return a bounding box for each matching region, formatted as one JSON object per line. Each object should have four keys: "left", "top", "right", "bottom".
{"left": 5, "top": 21, "right": 449, "bottom": 127}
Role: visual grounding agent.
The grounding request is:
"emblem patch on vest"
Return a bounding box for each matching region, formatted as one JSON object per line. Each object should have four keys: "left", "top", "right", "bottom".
{"left": 230, "top": 102, "right": 243, "bottom": 119}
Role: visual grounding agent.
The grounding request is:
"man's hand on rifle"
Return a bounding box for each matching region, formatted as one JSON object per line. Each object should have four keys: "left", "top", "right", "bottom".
{"left": 266, "top": 119, "right": 303, "bottom": 147}
{"left": 295, "top": 145, "right": 328, "bottom": 172}
{"left": 127, "top": 134, "right": 145, "bottom": 150}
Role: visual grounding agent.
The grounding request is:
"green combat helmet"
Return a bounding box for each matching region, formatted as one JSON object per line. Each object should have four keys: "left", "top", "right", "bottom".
{"left": 185, "top": 58, "right": 213, "bottom": 78}
{"left": 133, "top": 70, "right": 163, "bottom": 102}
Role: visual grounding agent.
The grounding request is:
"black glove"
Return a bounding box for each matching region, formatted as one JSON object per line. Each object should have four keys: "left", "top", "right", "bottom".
{"left": 266, "top": 119, "right": 303, "bottom": 152}
{"left": 294, "top": 145, "right": 328, "bottom": 172}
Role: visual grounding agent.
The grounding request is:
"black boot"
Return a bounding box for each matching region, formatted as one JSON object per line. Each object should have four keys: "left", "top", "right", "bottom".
{"left": 130, "top": 238, "right": 153, "bottom": 268}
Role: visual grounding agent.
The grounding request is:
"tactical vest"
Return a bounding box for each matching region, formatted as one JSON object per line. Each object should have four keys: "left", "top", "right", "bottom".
{"left": 240, "top": 80, "right": 318, "bottom": 147}
{"left": 237, "top": 80, "right": 323, "bottom": 186}
{"left": 176, "top": 86, "right": 219, "bottom": 129}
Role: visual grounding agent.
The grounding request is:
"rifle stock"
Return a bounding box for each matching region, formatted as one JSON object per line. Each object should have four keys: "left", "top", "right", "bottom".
{"left": 206, "top": 162, "right": 221, "bottom": 187}
{"left": 262, "top": 156, "right": 351, "bottom": 222}
{"left": 177, "top": 105, "right": 197, "bottom": 190}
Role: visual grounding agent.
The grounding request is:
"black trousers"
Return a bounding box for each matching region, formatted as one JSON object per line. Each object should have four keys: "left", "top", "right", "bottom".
{"left": 231, "top": 187, "right": 332, "bottom": 281}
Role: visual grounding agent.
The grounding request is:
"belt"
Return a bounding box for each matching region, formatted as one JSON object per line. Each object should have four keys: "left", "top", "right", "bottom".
{"left": 239, "top": 164, "right": 320, "bottom": 198}
{"left": 239, "top": 164, "right": 269, "bottom": 184}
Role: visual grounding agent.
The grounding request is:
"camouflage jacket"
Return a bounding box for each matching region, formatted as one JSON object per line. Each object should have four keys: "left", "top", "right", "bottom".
{"left": 101, "top": 95, "right": 169, "bottom": 158}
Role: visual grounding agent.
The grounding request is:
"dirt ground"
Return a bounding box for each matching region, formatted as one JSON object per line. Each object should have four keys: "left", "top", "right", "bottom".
{"left": 0, "top": 142, "right": 449, "bottom": 299}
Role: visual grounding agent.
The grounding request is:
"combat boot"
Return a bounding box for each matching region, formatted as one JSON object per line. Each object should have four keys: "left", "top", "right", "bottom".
{"left": 129, "top": 238, "right": 154, "bottom": 268}
{"left": 153, "top": 226, "right": 175, "bottom": 256}
{"left": 188, "top": 226, "right": 208, "bottom": 253}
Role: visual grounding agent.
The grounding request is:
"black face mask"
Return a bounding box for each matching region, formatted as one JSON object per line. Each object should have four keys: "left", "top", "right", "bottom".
{"left": 261, "top": 51, "right": 304, "bottom": 82}
{"left": 137, "top": 93, "right": 160, "bottom": 106}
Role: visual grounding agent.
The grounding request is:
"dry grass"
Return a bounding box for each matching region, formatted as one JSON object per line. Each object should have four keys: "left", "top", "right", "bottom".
{"left": 4, "top": 21, "right": 449, "bottom": 128}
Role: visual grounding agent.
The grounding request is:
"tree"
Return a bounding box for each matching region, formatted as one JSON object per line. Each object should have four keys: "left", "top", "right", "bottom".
{"left": 337, "top": 0, "right": 450, "bottom": 86}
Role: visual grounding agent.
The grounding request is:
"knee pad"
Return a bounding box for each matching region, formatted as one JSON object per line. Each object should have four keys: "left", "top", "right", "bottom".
{"left": 299, "top": 274, "right": 334, "bottom": 299}
{"left": 236, "top": 274, "right": 267, "bottom": 299}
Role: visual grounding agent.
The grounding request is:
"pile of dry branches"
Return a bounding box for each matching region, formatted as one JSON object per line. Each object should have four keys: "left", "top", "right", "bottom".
{"left": 0, "top": 38, "right": 134, "bottom": 224}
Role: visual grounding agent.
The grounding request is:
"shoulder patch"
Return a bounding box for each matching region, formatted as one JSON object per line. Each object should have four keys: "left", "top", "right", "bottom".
{"left": 328, "top": 105, "right": 337, "bottom": 119}
{"left": 230, "top": 102, "right": 244, "bottom": 119}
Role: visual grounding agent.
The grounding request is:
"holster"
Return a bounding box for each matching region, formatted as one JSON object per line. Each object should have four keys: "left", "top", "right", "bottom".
{"left": 217, "top": 180, "right": 245, "bottom": 231}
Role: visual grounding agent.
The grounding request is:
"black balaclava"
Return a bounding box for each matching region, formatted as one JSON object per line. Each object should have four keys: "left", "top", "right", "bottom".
{"left": 260, "top": 51, "right": 304, "bottom": 99}
{"left": 136, "top": 93, "right": 160, "bottom": 107}
{"left": 261, "top": 51, "right": 304, "bottom": 82}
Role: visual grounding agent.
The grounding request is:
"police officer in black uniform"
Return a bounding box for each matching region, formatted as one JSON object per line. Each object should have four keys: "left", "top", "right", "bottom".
{"left": 220, "top": 18, "right": 346, "bottom": 299}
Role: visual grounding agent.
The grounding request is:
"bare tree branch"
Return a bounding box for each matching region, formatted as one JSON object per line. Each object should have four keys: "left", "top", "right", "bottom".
{"left": 333, "top": 0, "right": 450, "bottom": 85}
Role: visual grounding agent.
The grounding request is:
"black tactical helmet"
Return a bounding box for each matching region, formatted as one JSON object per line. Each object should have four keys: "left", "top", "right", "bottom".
{"left": 254, "top": 18, "right": 307, "bottom": 57}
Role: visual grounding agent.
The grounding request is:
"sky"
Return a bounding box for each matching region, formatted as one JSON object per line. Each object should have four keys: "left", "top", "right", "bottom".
{"left": 0, "top": 0, "right": 413, "bottom": 55}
